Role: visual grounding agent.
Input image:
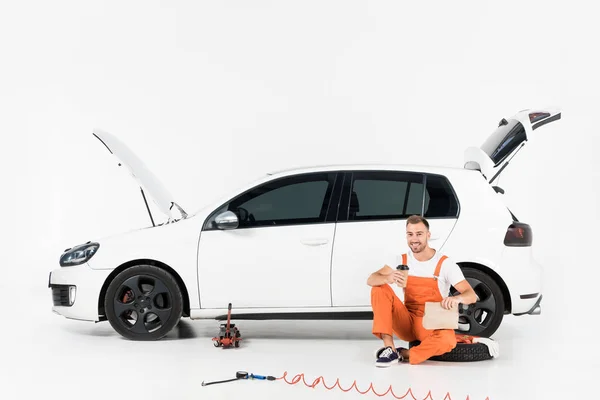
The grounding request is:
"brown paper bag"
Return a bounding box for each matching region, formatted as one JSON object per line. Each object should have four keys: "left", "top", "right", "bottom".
{"left": 422, "top": 302, "right": 459, "bottom": 330}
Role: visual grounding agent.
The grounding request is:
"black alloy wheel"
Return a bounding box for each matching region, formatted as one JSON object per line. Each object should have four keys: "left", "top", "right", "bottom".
{"left": 105, "top": 265, "right": 183, "bottom": 340}
{"left": 451, "top": 267, "right": 504, "bottom": 338}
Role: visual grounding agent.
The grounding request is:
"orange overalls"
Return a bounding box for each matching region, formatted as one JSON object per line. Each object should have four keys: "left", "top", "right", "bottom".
{"left": 371, "top": 253, "right": 457, "bottom": 365}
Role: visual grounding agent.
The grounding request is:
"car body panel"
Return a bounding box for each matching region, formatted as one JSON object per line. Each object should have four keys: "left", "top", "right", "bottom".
{"left": 197, "top": 222, "right": 336, "bottom": 308}
{"left": 438, "top": 169, "right": 511, "bottom": 264}
{"left": 82, "top": 217, "right": 203, "bottom": 310}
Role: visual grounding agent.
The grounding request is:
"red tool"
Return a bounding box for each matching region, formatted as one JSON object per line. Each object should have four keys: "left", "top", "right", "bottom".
{"left": 212, "top": 303, "right": 241, "bottom": 348}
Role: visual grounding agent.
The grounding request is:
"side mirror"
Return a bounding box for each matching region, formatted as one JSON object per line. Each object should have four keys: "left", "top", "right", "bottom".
{"left": 214, "top": 211, "right": 239, "bottom": 230}
{"left": 492, "top": 186, "right": 505, "bottom": 194}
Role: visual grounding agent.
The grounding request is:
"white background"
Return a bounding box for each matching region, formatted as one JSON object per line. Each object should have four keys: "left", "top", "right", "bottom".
{"left": 1, "top": 1, "right": 598, "bottom": 399}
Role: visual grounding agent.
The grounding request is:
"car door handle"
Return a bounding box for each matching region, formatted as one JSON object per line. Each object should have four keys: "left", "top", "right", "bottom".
{"left": 301, "top": 239, "right": 329, "bottom": 246}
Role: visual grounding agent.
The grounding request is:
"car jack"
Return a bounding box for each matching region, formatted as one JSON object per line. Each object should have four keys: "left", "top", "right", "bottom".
{"left": 212, "top": 303, "right": 241, "bottom": 348}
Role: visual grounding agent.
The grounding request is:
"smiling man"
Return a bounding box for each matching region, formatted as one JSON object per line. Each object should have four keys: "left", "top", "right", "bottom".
{"left": 366, "top": 215, "right": 478, "bottom": 366}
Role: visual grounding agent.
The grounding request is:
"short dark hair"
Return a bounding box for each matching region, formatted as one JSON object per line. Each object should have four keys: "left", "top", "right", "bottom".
{"left": 406, "top": 215, "right": 429, "bottom": 230}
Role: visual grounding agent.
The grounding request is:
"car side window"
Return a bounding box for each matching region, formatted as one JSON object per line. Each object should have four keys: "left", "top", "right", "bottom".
{"left": 346, "top": 171, "right": 425, "bottom": 221}
{"left": 423, "top": 174, "right": 459, "bottom": 218}
{"left": 205, "top": 172, "right": 338, "bottom": 229}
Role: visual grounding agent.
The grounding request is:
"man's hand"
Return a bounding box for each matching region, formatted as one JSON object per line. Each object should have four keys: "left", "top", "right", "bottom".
{"left": 449, "top": 279, "right": 478, "bottom": 305}
{"left": 441, "top": 296, "right": 462, "bottom": 310}
{"left": 367, "top": 265, "right": 407, "bottom": 287}
{"left": 390, "top": 270, "right": 407, "bottom": 287}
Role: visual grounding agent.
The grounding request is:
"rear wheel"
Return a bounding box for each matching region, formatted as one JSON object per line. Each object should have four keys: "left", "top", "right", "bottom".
{"left": 104, "top": 265, "right": 183, "bottom": 341}
{"left": 452, "top": 267, "right": 504, "bottom": 338}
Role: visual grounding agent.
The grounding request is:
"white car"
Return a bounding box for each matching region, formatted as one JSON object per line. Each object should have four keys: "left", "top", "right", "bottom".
{"left": 48, "top": 108, "right": 561, "bottom": 341}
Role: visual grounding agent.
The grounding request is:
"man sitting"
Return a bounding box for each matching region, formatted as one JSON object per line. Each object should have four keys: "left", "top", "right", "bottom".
{"left": 367, "top": 215, "right": 477, "bottom": 366}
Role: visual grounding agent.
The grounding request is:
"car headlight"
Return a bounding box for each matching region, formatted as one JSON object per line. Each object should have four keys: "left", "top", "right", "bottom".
{"left": 60, "top": 241, "right": 100, "bottom": 266}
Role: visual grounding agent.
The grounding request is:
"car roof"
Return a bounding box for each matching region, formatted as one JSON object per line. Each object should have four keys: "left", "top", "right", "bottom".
{"left": 266, "top": 163, "right": 470, "bottom": 177}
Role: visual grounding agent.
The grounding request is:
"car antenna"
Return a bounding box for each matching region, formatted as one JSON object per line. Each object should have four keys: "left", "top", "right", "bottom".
{"left": 140, "top": 187, "right": 156, "bottom": 227}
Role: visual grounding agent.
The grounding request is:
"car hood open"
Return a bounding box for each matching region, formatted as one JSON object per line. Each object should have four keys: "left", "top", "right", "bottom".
{"left": 92, "top": 128, "right": 186, "bottom": 221}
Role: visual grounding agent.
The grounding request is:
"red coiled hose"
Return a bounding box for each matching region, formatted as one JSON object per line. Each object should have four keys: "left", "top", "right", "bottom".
{"left": 276, "top": 371, "right": 491, "bottom": 400}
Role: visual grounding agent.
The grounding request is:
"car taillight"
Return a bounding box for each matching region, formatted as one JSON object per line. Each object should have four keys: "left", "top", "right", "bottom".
{"left": 504, "top": 222, "right": 532, "bottom": 246}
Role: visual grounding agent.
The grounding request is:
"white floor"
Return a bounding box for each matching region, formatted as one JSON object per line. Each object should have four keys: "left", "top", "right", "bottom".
{"left": 1, "top": 281, "right": 596, "bottom": 400}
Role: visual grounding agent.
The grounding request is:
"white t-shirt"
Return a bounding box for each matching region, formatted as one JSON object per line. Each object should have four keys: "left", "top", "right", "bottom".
{"left": 388, "top": 250, "right": 466, "bottom": 299}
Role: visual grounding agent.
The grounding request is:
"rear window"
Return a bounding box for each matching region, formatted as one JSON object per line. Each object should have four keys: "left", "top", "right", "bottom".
{"left": 423, "top": 175, "right": 459, "bottom": 218}
{"left": 481, "top": 119, "right": 527, "bottom": 166}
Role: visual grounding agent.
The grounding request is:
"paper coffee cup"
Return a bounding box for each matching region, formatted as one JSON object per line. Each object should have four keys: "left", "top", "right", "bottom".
{"left": 396, "top": 264, "right": 409, "bottom": 287}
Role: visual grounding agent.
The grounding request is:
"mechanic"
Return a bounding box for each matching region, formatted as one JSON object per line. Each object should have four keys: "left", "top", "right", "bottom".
{"left": 367, "top": 215, "right": 478, "bottom": 366}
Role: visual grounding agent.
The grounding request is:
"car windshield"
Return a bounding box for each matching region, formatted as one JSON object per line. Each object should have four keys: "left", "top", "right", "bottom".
{"left": 480, "top": 118, "right": 527, "bottom": 166}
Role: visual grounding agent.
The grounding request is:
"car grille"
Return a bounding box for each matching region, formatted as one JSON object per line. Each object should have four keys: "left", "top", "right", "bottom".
{"left": 51, "top": 285, "right": 71, "bottom": 307}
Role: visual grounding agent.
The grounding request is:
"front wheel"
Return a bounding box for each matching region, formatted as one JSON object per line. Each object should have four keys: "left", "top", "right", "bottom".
{"left": 104, "top": 265, "right": 183, "bottom": 341}
{"left": 452, "top": 267, "right": 504, "bottom": 338}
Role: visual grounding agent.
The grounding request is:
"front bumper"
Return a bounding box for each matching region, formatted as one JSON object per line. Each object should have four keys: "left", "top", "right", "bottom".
{"left": 48, "top": 263, "right": 112, "bottom": 322}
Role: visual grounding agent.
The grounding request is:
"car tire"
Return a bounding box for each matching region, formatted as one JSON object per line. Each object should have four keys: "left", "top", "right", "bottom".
{"left": 408, "top": 340, "right": 493, "bottom": 362}
{"left": 452, "top": 267, "right": 504, "bottom": 338}
{"left": 104, "top": 265, "right": 183, "bottom": 341}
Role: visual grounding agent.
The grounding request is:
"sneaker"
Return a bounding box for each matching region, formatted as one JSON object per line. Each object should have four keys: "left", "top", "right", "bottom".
{"left": 375, "top": 346, "right": 407, "bottom": 359}
{"left": 375, "top": 346, "right": 403, "bottom": 367}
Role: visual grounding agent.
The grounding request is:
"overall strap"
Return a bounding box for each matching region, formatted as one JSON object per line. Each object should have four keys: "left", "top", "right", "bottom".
{"left": 402, "top": 253, "right": 407, "bottom": 265}
{"left": 433, "top": 255, "right": 448, "bottom": 279}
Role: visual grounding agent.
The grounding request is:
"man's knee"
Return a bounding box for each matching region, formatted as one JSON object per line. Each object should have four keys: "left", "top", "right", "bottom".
{"left": 370, "top": 285, "right": 394, "bottom": 313}
{"left": 371, "top": 284, "right": 393, "bottom": 298}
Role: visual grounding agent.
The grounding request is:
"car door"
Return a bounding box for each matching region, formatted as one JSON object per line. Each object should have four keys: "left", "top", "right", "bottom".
{"left": 197, "top": 171, "right": 342, "bottom": 309}
{"left": 330, "top": 170, "right": 460, "bottom": 307}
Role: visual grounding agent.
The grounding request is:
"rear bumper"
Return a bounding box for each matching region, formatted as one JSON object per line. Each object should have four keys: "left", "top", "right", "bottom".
{"left": 497, "top": 246, "right": 543, "bottom": 315}
{"left": 514, "top": 294, "right": 542, "bottom": 316}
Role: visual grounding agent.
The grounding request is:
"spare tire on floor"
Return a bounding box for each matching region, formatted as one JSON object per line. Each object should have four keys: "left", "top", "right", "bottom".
{"left": 408, "top": 340, "right": 493, "bottom": 362}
